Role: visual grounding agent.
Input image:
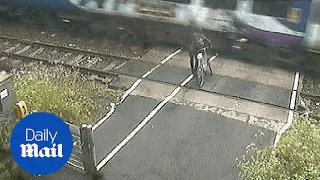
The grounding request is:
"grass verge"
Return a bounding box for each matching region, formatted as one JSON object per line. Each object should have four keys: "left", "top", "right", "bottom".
{"left": 0, "top": 66, "right": 122, "bottom": 179}
{"left": 14, "top": 70, "right": 121, "bottom": 125}
{"left": 237, "top": 117, "right": 320, "bottom": 179}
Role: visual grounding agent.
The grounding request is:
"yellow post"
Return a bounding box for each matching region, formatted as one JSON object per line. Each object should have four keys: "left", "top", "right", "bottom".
{"left": 16, "top": 101, "right": 28, "bottom": 119}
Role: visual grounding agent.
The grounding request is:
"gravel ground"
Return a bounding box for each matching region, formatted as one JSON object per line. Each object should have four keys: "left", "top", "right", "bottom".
{"left": 303, "top": 76, "right": 320, "bottom": 94}
{"left": 302, "top": 76, "right": 320, "bottom": 124}
{"left": 0, "top": 20, "right": 151, "bottom": 59}
{"left": 309, "top": 99, "right": 320, "bottom": 122}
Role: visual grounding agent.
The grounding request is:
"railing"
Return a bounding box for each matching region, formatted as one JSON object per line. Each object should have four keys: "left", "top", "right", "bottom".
{"left": 66, "top": 122, "right": 85, "bottom": 172}
{"left": 66, "top": 122, "right": 97, "bottom": 175}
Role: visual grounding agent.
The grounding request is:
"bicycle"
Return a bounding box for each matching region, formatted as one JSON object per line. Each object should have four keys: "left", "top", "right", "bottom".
{"left": 191, "top": 45, "right": 215, "bottom": 88}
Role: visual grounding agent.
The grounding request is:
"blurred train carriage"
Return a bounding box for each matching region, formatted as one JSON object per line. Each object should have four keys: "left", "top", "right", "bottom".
{"left": 233, "top": 0, "right": 320, "bottom": 66}
{"left": 0, "top": 0, "right": 237, "bottom": 48}
{"left": 0, "top": 0, "right": 320, "bottom": 66}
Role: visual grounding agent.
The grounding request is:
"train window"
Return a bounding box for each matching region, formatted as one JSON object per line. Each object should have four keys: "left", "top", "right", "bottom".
{"left": 162, "top": 0, "right": 191, "bottom": 4}
{"left": 204, "top": 0, "right": 237, "bottom": 10}
{"left": 253, "top": 1, "right": 291, "bottom": 19}
{"left": 287, "top": 8, "right": 301, "bottom": 24}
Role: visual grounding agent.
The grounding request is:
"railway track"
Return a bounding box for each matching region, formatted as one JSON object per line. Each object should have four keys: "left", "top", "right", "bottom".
{"left": 1, "top": 17, "right": 320, "bottom": 76}
{"left": 0, "top": 35, "right": 303, "bottom": 114}
{"left": 0, "top": 35, "right": 129, "bottom": 83}
{"left": 1, "top": 34, "right": 313, "bottom": 175}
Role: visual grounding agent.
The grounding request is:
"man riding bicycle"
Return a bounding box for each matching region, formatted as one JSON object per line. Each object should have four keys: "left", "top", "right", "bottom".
{"left": 187, "top": 22, "right": 213, "bottom": 74}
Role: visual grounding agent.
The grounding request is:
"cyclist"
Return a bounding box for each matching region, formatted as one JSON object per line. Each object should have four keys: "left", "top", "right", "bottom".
{"left": 187, "top": 21, "right": 213, "bottom": 74}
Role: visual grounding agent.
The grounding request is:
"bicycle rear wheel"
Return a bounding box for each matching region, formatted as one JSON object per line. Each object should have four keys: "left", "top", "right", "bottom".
{"left": 195, "top": 59, "right": 204, "bottom": 88}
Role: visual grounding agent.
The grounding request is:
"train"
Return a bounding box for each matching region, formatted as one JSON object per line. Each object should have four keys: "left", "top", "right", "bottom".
{"left": 233, "top": 0, "right": 320, "bottom": 66}
{"left": 0, "top": 0, "right": 237, "bottom": 47}
{"left": 0, "top": 0, "right": 320, "bottom": 66}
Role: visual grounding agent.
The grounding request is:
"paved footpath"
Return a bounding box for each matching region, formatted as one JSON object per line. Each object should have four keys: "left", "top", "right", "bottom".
{"left": 92, "top": 46, "right": 300, "bottom": 180}
{"left": 36, "top": 46, "right": 301, "bottom": 180}
{"left": 98, "top": 97, "right": 274, "bottom": 180}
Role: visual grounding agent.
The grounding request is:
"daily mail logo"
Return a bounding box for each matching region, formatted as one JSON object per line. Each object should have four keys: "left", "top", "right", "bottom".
{"left": 20, "top": 129, "right": 63, "bottom": 158}
{"left": 10, "top": 112, "right": 73, "bottom": 175}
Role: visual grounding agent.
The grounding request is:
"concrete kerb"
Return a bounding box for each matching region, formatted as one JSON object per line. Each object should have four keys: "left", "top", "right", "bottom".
{"left": 273, "top": 72, "right": 301, "bottom": 148}
{"left": 171, "top": 87, "right": 287, "bottom": 132}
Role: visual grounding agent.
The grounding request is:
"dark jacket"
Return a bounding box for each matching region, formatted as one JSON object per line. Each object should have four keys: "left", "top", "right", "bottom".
{"left": 189, "top": 32, "right": 211, "bottom": 55}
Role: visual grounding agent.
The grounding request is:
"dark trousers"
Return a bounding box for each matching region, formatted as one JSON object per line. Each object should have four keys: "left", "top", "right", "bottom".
{"left": 188, "top": 50, "right": 195, "bottom": 73}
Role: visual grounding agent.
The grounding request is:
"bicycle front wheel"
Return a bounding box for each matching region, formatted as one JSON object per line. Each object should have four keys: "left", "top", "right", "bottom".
{"left": 195, "top": 59, "right": 204, "bottom": 88}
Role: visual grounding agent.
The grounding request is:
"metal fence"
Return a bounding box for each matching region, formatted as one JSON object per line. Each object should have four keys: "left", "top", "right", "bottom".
{"left": 66, "top": 123, "right": 97, "bottom": 176}
{"left": 66, "top": 122, "right": 85, "bottom": 172}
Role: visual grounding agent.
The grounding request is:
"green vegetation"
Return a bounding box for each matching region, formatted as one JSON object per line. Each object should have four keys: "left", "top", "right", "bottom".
{"left": 0, "top": 122, "right": 31, "bottom": 179}
{"left": 0, "top": 121, "right": 16, "bottom": 151}
{"left": 0, "top": 150, "right": 31, "bottom": 180}
{"left": 14, "top": 72, "right": 121, "bottom": 125}
{"left": 238, "top": 117, "right": 320, "bottom": 180}
{"left": 0, "top": 70, "right": 121, "bottom": 179}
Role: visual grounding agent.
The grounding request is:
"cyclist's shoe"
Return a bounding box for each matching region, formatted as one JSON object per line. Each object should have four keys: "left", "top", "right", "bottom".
{"left": 205, "top": 60, "right": 213, "bottom": 75}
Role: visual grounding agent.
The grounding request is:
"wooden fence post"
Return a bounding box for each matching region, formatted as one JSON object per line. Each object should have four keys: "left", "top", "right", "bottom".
{"left": 80, "top": 124, "right": 97, "bottom": 176}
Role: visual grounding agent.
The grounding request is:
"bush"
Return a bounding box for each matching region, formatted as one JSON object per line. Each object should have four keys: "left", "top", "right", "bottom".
{"left": 0, "top": 121, "right": 16, "bottom": 151}
{"left": 238, "top": 117, "right": 320, "bottom": 179}
{"left": 14, "top": 72, "right": 121, "bottom": 125}
{"left": 0, "top": 161, "right": 12, "bottom": 180}
{"left": 0, "top": 150, "right": 32, "bottom": 180}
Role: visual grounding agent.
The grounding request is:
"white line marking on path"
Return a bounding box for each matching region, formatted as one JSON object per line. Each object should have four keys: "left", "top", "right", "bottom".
{"left": 119, "top": 79, "right": 143, "bottom": 104}
{"left": 92, "top": 48, "right": 182, "bottom": 131}
{"left": 142, "top": 48, "right": 181, "bottom": 78}
{"left": 293, "top": 72, "right": 299, "bottom": 91}
{"left": 181, "top": 74, "right": 194, "bottom": 87}
{"left": 141, "top": 64, "right": 161, "bottom": 78}
{"left": 96, "top": 73, "right": 194, "bottom": 171}
{"left": 92, "top": 103, "right": 116, "bottom": 131}
{"left": 160, "top": 49, "right": 181, "bottom": 64}
{"left": 273, "top": 72, "right": 299, "bottom": 147}
{"left": 273, "top": 110, "right": 294, "bottom": 147}
{"left": 289, "top": 91, "right": 297, "bottom": 110}
{"left": 119, "top": 48, "right": 182, "bottom": 104}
